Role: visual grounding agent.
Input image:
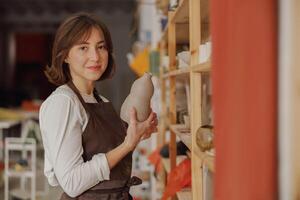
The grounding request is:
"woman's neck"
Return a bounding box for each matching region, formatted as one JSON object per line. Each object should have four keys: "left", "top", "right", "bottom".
{"left": 73, "top": 79, "right": 94, "bottom": 95}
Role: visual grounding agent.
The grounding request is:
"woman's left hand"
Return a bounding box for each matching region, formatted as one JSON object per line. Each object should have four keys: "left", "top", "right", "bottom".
{"left": 138, "top": 110, "right": 158, "bottom": 140}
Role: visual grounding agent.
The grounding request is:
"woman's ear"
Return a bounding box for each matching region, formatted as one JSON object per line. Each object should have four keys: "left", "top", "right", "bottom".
{"left": 64, "top": 57, "right": 69, "bottom": 63}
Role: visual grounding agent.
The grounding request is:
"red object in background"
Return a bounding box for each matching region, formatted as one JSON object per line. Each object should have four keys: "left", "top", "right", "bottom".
{"left": 0, "top": 161, "right": 4, "bottom": 171}
{"left": 211, "top": 0, "right": 278, "bottom": 199}
{"left": 148, "top": 146, "right": 163, "bottom": 174}
{"left": 16, "top": 33, "right": 49, "bottom": 64}
{"left": 161, "top": 158, "right": 191, "bottom": 200}
{"left": 21, "top": 100, "right": 41, "bottom": 111}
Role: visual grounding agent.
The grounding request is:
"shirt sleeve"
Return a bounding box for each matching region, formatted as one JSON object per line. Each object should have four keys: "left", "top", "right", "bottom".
{"left": 39, "top": 94, "right": 110, "bottom": 197}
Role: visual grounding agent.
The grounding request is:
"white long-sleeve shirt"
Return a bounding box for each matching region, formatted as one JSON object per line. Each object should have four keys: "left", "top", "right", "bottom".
{"left": 39, "top": 84, "right": 110, "bottom": 197}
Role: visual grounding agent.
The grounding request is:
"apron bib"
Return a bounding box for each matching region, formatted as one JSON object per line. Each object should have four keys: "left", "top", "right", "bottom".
{"left": 60, "top": 81, "right": 141, "bottom": 200}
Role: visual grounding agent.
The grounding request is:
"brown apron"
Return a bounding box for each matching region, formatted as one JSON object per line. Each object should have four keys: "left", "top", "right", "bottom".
{"left": 60, "top": 81, "right": 142, "bottom": 200}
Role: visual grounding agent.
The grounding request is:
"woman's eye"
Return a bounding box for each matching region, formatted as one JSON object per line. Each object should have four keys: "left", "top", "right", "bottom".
{"left": 79, "top": 46, "right": 88, "bottom": 51}
{"left": 97, "top": 45, "right": 107, "bottom": 50}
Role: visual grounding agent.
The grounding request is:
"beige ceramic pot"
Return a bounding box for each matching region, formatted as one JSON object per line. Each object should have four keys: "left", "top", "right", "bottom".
{"left": 120, "top": 73, "right": 154, "bottom": 123}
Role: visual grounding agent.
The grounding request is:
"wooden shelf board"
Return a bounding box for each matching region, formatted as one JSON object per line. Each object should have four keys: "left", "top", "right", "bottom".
{"left": 191, "top": 61, "right": 211, "bottom": 72}
{"left": 171, "top": 0, "right": 209, "bottom": 24}
{"left": 163, "top": 67, "right": 190, "bottom": 79}
{"left": 162, "top": 62, "right": 211, "bottom": 79}
{"left": 170, "top": 124, "right": 192, "bottom": 150}
{"left": 176, "top": 187, "right": 192, "bottom": 200}
{"left": 186, "top": 151, "right": 192, "bottom": 159}
{"left": 162, "top": 155, "right": 187, "bottom": 173}
{"left": 160, "top": 0, "right": 210, "bottom": 44}
{"left": 161, "top": 23, "right": 189, "bottom": 44}
{"left": 172, "top": 0, "right": 189, "bottom": 24}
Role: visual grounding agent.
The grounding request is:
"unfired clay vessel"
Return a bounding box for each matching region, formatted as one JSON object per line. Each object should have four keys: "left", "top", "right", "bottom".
{"left": 120, "top": 73, "right": 154, "bottom": 123}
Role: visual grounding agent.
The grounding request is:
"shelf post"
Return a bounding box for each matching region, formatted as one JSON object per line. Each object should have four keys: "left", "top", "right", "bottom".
{"left": 190, "top": 0, "right": 204, "bottom": 199}
{"left": 168, "top": 11, "right": 177, "bottom": 173}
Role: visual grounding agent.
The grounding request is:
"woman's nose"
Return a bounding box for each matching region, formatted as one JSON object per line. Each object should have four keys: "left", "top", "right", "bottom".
{"left": 89, "top": 48, "right": 100, "bottom": 61}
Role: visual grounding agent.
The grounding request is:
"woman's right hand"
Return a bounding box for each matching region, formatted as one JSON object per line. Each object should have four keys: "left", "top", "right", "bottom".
{"left": 124, "top": 107, "right": 158, "bottom": 151}
{"left": 107, "top": 107, "right": 157, "bottom": 169}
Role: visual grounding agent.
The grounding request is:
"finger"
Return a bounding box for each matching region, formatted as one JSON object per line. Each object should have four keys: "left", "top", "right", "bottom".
{"left": 129, "top": 107, "right": 137, "bottom": 124}
{"left": 140, "top": 134, "right": 146, "bottom": 140}
{"left": 150, "top": 126, "right": 158, "bottom": 133}
{"left": 150, "top": 121, "right": 158, "bottom": 129}
{"left": 145, "top": 134, "right": 151, "bottom": 139}
{"left": 152, "top": 112, "right": 157, "bottom": 119}
{"left": 148, "top": 127, "right": 157, "bottom": 136}
{"left": 141, "top": 132, "right": 151, "bottom": 140}
{"left": 150, "top": 123, "right": 158, "bottom": 130}
{"left": 152, "top": 122, "right": 158, "bottom": 127}
{"left": 151, "top": 118, "right": 158, "bottom": 125}
{"left": 146, "top": 112, "right": 156, "bottom": 123}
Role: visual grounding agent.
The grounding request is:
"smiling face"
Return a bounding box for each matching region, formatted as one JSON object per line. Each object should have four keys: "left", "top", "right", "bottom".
{"left": 65, "top": 27, "right": 108, "bottom": 89}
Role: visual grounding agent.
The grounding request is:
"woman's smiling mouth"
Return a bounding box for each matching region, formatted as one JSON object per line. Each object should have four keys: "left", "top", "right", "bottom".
{"left": 86, "top": 65, "right": 101, "bottom": 71}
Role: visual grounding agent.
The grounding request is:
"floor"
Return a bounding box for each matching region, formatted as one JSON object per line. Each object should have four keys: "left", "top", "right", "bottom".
{"left": 0, "top": 139, "right": 154, "bottom": 200}
{"left": 0, "top": 153, "right": 153, "bottom": 200}
{"left": 0, "top": 178, "right": 62, "bottom": 200}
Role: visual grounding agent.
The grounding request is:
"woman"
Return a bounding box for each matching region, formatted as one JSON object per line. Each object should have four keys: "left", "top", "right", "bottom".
{"left": 39, "top": 12, "right": 158, "bottom": 200}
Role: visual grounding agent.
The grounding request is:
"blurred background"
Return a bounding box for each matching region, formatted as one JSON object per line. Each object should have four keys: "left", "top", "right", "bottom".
{"left": 0, "top": 0, "right": 137, "bottom": 111}
{"left": 0, "top": 0, "right": 157, "bottom": 199}
{"left": 0, "top": 0, "right": 299, "bottom": 200}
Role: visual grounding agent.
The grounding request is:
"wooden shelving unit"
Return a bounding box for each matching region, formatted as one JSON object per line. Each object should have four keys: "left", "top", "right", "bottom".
{"left": 169, "top": 124, "right": 191, "bottom": 150}
{"left": 191, "top": 62, "right": 211, "bottom": 73}
{"left": 161, "top": 23, "right": 189, "bottom": 44}
{"left": 161, "top": 156, "right": 188, "bottom": 174}
{"left": 159, "top": 0, "right": 214, "bottom": 199}
{"left": 161, "top": 156, "right": 191, "bottom": 200}
{"left": 163, "top": 62, "right": 211, "bottom": 80}
{"left": 176, "top": 188, "right": 192, "bottom": 200}
{"left": 172, "top": 0, "right": 189, "bottom": 23}
{"left": 161, "top": 0, "right": 190, "bottom": 45}
{"left": 163, "top": 67, "right": 190, "bottom": 79}
{"left": 203, "top": 155, "right": 215, "bottom": 172}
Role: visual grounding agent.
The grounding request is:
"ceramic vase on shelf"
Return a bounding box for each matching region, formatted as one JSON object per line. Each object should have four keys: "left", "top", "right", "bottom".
{"left": 120, "top": 72, "right": 154, "bottom": 123}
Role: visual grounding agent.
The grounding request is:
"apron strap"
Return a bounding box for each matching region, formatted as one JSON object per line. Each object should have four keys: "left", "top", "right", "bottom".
{"left": 126, "top": 176, "right": 142, "bottom": 187}
{"left": 93, "top": 88, "right": 103, "bottom": 103}
{"left": 67, "top": 81, "right": 89, "bottom": 110}
{"left": 89, "top": 176, "right": 142, "bottom": 191}
{"left": 67, "top": 81, "right": 102, "bottom": 112}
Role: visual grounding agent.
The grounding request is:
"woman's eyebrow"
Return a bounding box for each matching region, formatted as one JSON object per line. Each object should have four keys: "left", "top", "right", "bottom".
{"left": 77, "top": 40, "right": 105, "bottom": 45}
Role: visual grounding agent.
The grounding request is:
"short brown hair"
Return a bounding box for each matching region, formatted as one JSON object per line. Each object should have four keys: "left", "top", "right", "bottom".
{"left": 45, "top": 12, "right": 115, "bottom": 86}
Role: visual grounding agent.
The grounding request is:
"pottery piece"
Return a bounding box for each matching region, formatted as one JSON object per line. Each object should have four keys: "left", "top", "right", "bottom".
{"left": 120, "top": 72, "right": 154, "bottom": 123}
{"left": 196, "top": 125, "right": 214, "bottom": 152}
{"left": 183, "top": 115, "right": 190, "bottom": 129}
